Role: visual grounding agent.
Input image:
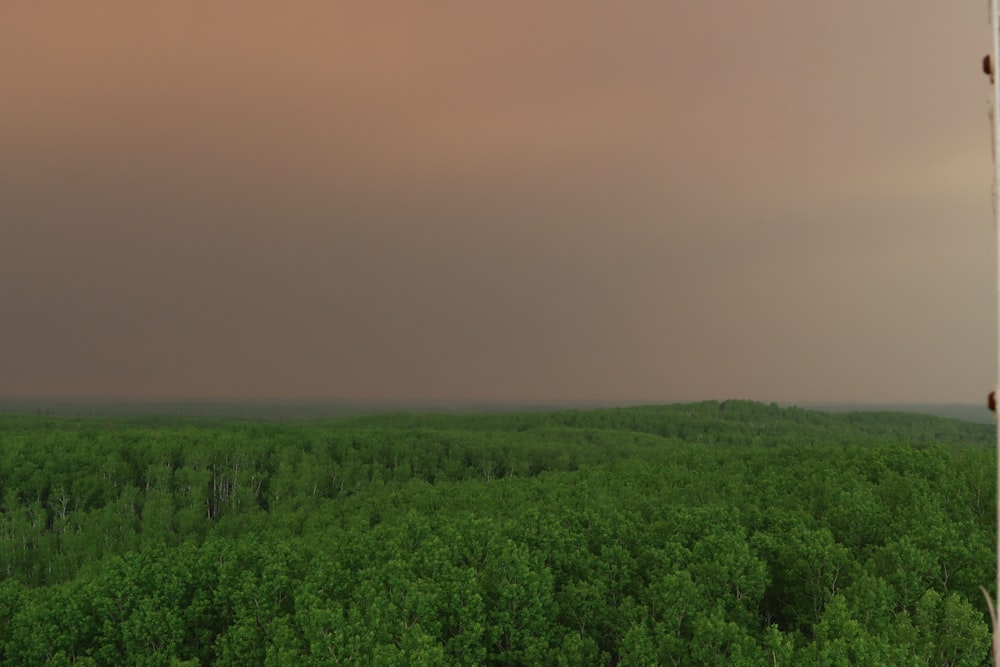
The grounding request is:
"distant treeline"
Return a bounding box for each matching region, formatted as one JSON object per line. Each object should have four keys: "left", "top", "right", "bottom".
{"left": 1, "top": 396, "right": 994, "bottom": 423}
{"left": 0, "top": 401, "right": 993, "bottom": 665}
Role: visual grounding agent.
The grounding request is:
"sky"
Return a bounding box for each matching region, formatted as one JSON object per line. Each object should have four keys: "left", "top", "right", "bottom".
{"left": 0, "top": 1, "right": 996, "bottom": 405}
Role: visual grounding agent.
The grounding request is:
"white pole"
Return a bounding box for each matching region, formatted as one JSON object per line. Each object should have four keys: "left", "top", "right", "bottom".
{"left": 992, "top": 1, "right": 1000, "bottom": 663}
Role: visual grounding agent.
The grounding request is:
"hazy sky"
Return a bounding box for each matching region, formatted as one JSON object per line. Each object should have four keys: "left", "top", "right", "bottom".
{"left": 1, "top": 1, "right": 995, "bottom": 404}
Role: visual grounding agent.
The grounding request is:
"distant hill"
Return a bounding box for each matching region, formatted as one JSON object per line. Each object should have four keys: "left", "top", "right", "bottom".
{"left": 794, "top": 402, "right": 995, "bottom": 425}
{"left": 0, "top": 397, "right": 996, "bottom": 424}
{"left": 0, "top": 397, "right": 624, "bottom": 420}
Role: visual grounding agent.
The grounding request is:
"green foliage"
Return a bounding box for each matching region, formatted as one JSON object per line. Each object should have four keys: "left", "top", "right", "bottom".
{"left": 0, "top": 401, "right": 993, "bottom": 664}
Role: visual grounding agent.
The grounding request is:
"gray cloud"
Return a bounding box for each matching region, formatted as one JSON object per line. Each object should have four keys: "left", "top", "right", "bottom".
{"left": 0, "top": 1, "right": 993, "bottom": 403}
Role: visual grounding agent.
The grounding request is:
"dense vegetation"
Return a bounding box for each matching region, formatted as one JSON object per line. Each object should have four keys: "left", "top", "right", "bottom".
{"left": 0, "top": 400, "right": 994, "bottom": 665}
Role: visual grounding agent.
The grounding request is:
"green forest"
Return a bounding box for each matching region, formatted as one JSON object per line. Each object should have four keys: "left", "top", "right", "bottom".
{"left": 0, "top": 400, "right": 995, "bottom": 665}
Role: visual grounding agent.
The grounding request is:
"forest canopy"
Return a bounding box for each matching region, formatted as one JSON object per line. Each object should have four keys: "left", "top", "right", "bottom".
{"left": 0, "top": 400, "right": 994, "bottom": 665}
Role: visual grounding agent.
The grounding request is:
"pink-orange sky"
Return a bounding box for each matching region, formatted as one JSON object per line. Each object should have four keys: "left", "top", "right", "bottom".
{"left": 0, "top": 1, "right": 995, "bottom": 404}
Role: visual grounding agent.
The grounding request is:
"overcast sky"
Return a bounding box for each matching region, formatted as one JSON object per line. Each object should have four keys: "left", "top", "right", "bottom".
{"left": 0, "top": 1, "right": 995, "bottom": 404}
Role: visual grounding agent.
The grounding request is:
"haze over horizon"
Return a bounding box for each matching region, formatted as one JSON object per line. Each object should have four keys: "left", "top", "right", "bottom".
{"left": 2, "top": 2, "right": 996, "bottom": 405}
